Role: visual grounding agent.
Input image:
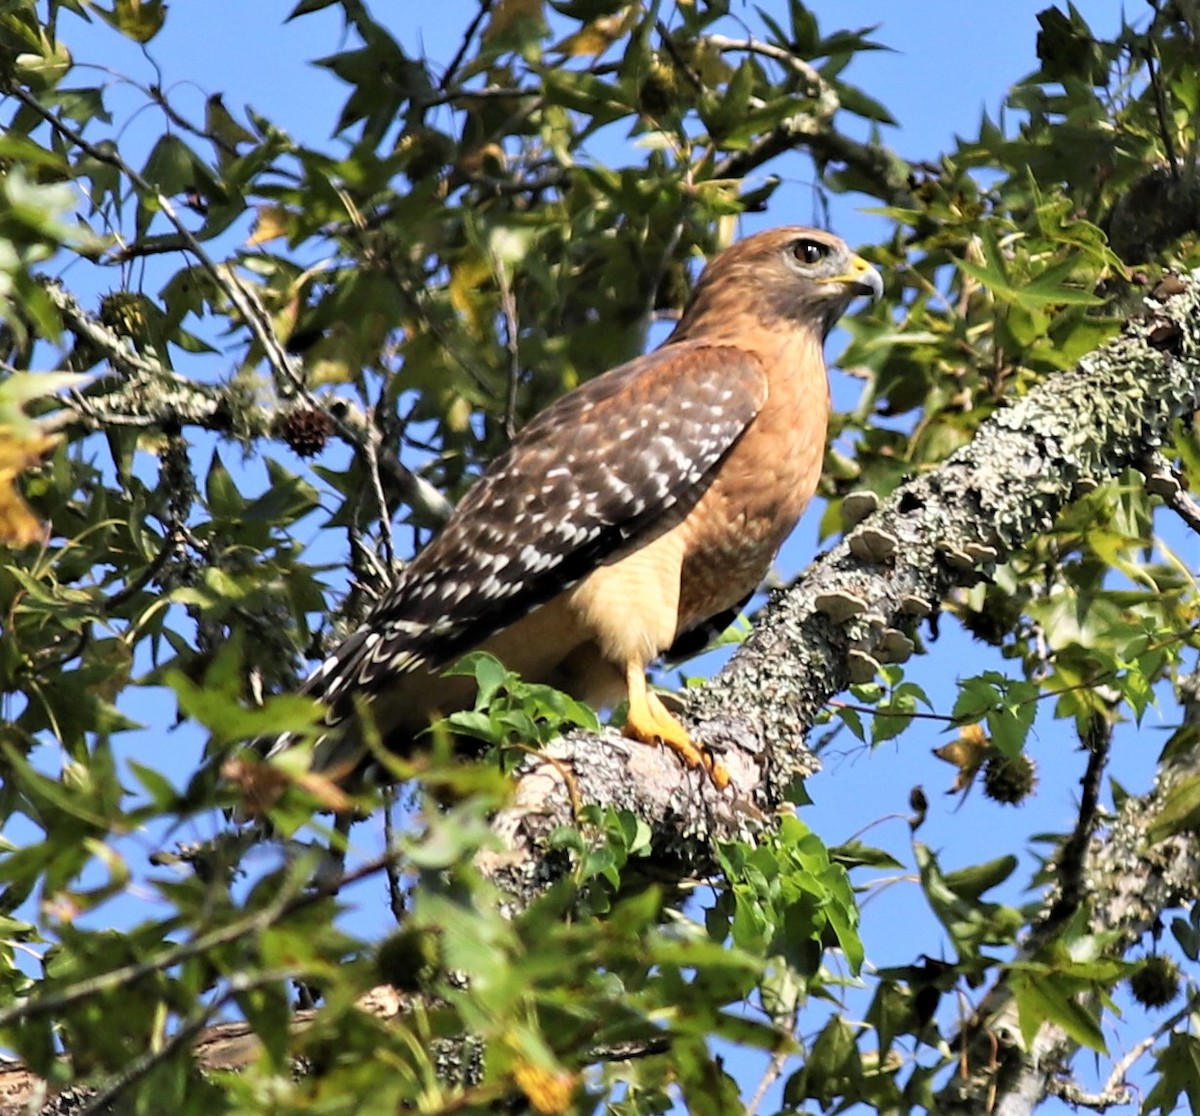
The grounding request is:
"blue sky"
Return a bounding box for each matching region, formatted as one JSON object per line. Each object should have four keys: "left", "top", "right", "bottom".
{"left": 17, "top": 0, "right": 1180, "bottom": 1109}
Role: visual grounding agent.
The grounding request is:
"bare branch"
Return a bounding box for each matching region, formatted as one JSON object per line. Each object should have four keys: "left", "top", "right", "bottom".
{"left": 1033, "top": 712, "right": 1113, "bottom": 941}
{"left": 439, "top": 0, "right": 494, "bottom": 91}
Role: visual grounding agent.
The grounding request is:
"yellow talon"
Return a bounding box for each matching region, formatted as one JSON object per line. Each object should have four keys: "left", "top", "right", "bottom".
{"left": 622, "top": 665, "right": 730, "bottom": 789}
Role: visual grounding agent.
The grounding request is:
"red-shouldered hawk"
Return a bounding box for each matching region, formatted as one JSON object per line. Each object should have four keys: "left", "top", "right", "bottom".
{"left": 288, "top": 227, "right": 880, "bottom": 789}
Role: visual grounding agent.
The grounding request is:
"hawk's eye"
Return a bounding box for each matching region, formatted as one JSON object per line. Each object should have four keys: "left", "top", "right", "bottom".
{"left": 791, "top": 239, "right": 829, "bottom": 266}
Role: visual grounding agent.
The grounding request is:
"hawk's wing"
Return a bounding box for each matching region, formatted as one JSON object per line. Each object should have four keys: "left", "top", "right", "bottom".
{"left": 307, "top": 340, "right": 768, "bottom": 714}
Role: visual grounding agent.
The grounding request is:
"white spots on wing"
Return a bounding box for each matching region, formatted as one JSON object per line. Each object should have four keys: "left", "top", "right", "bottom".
{"left": 478, "top": 574, "right": 511, "bottom": 599}
{"left": 651, "top": 435, "right": 694, "bottom": 479}
{"left": 554, "top": 521, "right": 594, "bottom": 547}
{"left": 546, "top": 466, "right": 570, "bottom": 479}
{"left": 604, "top": 474, "right": 637, "bottom": 503}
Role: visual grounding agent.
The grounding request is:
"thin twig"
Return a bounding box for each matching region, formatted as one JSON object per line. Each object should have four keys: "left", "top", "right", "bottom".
{"left": 102, "top": 526, "right": 182, "bottom": 612}
{"left": 654, "top": 21, "right": 707, "bottom": 95}
{"left": 746, "top": 1046, "right": 792, "bottom": 1116}
{"left": 705, "top": 33, "right": 828, "bottom": 97}
{"left": 494, "top": 255, "right": 522, "bottom": 440}
{"left": 15, "top": 86, "right": 442, "bottom": 523}
{"left": 439, "top": 0, "right": 494, "bottom": 92}
{"left": 1144, "top": 36, "right": 1181, "bottom": 179}
{"left": 1046, "top": 993, "right": 1199, "bottom": 1109}
{"left": 383, "top": 785, "right": 407, "bottom": 925}
{"left": 827, "top": 698, "right": 956, "bottom": 724}
{"left": 7, "top": 86, "right": 301, "bottom": 390}
{"left": 361, "top": 428, "right": 395, "bottom": 568}
{"left": 76, "top": 971, "right": 292, "bottom": 1116}
{"left": 45, "top": 282, "right": 184, "bottom": 382}
{"left": 1034, "top": 712, "right": 1112, "bottom": 940}
{"left": 0, "top": 845, "right": 402, "bottom": 1032}
{"left": 35, "top": 131, "right": 452, "bottom": 529}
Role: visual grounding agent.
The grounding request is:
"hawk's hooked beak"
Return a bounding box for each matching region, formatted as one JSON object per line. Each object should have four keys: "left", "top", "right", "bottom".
{"left": 827, "top": 253, "right": 883, "bottom": 302}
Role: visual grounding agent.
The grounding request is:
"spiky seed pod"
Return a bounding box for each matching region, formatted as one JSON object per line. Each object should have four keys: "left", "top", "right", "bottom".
{"left": 376, "top": 927, "right": 440, "bottom": 993}
{"left": 277, "top": 407, "right": 334, "bottom": 458}
{"left": 99, "top": 291, "right": 153, "bottom": 345}
{"left": 638, "top": 59, "right": 684, "bottom": 118}
{"left": 399, "top": 128, "right": 455, "bottom": 184}
{"left": 982, "top": 752, "right": 1038, "bottom": 805}
{"left": 1129, "top": 955, "right": 1180, "bottom": 1009}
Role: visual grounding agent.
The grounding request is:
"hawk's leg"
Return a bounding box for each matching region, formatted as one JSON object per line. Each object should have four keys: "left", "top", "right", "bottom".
{"left": 622, "top": 663, "right": 730, "bottom": 789}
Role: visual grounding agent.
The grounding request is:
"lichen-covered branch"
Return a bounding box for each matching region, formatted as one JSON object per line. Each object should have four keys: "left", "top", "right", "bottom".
{"left": 43, "top": 283, "right": 453, "bottom": 527}
{"left": 481, "top": 277, "right": 1200, "bottom": 908}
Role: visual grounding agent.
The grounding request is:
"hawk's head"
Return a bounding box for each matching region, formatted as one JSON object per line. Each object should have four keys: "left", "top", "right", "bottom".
{"left": 674, "top": 226, "right": 883, "bottom": 340}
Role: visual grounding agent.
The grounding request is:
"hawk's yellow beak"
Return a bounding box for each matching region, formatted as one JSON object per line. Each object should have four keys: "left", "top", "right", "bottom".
{"left": 826, "top": 253, "right": 883, "bottom": 301}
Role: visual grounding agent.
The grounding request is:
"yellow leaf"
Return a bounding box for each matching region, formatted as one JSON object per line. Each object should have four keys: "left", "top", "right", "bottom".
{"left": 932, "top": 722, "right": 992, "bottom": 793}
{"left": 448, "top": 255, "right": 493, "bottom": 337}
{"left": 483, "top": 0, "right": 545, "bottom": 41}
{"left": 247, "top": 204, "right": 294, "bottom": 247}
{"left": 553, "top": 9, "right": 637, "bottom": 57}
{"left": 513, "top": 1060, "right": 577, "bottom": 1115}
{"left": 118, "top": 0, "right": 166, "bottom": 42}
{"left": 0, "top": 429, "right": 58, "bottom": 547}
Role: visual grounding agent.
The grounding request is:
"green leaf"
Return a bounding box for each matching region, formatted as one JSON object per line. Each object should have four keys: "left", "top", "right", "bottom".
{"left": 287, "top": 0, "right": 339, "bottom": 16}
{"left": 203, "top": 448, "right": 244, "bottom": 516}
{"left": 1010, "top": 967, "right": 1106, "bottom": 1053}
{"left": 471, "top": 651, "right": 512, "bottom": 707}
{"left": 833, "top": 79, "right": 898, "bottom": 125}
{"left": 942, "top": 855, "right": 1018, "bottom": 901}
{"left": 1147, "top": 773, "right": 1200, "bottom": 844}
{"left": 829, "top": 840, "right": 904, "bottom": 871}
{"left": 915, "top": 843, "right": 1023, "bottom": 961}
{"left": 1145, "top": 1032, "right": 1200, "bottom": 1116}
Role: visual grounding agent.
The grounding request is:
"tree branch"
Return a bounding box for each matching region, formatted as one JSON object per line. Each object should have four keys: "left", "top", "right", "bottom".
{"left": 479, "top": 275, "right": 1200, "bottom": 908}
{"left": 704, "top": 34, "right": 915, "bottom": 208}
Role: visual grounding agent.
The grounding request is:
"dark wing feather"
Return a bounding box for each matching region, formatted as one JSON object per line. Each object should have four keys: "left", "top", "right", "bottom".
{"left": 306, "top": 341, "right": 768, "bottom": 714}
